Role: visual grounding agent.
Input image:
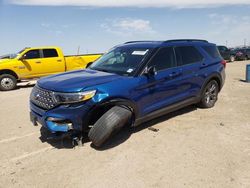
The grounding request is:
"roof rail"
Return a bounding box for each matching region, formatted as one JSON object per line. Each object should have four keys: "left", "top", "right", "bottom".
{"left": 125, "top": 41, "right": 158, "bottom": 44}
{"left": 165, "top": 39, "right": 208, "bottom": 43}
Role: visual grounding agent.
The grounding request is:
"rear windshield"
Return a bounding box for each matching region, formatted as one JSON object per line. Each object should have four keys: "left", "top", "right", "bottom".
{"left": 202, "top": 46, "right": 221, "bottom": 58}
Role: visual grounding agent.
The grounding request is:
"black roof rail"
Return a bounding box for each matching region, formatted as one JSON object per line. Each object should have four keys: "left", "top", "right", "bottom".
{"left": 125, "top": 41, "right": 158, "bottom": 44}
{"left": 164, "top": 39, "right": 208, "bottom": 43}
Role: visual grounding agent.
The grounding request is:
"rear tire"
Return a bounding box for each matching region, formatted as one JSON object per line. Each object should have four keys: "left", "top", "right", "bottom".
{"left": 0, "top": 74, "right": 17, "bottom": 91}
{"left": 229, "top": 55, "right": 235, "bottom": 62}
{"left": 198, "top": 80, "right": 219, "bottom": 108}
{"left": 88, "top": 106, "right": 132, "bottom": 147}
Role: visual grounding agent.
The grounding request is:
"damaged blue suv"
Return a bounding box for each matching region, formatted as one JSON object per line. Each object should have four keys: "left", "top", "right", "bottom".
{"left": 30, "top": 39, "right": 226, "bottom": 147}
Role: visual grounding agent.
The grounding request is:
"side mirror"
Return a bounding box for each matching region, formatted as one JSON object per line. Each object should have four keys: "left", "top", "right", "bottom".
{"left": 144, "top": 66, "right": 157, "bottom": 77}
{"left": 18, "top": 56, "right": 24, "bottom": 61}
{"left": 18, "top": 54, "right": 26, "bottom": 61}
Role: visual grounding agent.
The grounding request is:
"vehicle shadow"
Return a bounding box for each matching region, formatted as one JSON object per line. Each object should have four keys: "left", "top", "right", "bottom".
{"left": 16, "top": 84, "right": 35, "bottom": 90}
{"left": 92, "top": 105, "right": 198, "bottom": 151}
{"left": 239, "top": 79, "right": 248, "bottom": 83}
{"left": 39, "top": 105, "right": 197, "bottom": 150}
{"left": 39, "top": 127, "right": 76, "bottom": 149}
{"left": 13, "top": 82, "right": 36, "bottom": 91}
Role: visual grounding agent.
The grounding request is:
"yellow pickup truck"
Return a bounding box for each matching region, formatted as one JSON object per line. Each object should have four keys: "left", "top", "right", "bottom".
{"left": 0, "top": 46, "right": 102, "bottom": 91}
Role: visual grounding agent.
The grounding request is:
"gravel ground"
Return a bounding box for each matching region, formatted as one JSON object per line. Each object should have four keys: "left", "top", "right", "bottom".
{"left": 0, "top": 61, "right": 250, "bottom": 188}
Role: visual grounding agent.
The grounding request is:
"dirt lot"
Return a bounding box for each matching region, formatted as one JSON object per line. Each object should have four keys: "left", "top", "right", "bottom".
{"left": 0, "top": 61, "right": 250, "bottom": 188}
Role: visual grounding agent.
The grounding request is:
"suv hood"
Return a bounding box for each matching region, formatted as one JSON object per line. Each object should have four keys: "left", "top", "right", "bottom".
{"left": 37, "top": 69, "right": 122, "bottom": 92}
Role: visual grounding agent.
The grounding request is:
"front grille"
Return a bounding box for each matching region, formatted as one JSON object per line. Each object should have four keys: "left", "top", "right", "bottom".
{"left": 30, "top": 86, "right": 58, "bottom": 110}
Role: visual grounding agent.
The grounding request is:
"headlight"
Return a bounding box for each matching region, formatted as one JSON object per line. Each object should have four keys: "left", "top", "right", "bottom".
{"left": 54, "top": 90, "right": 96, "bottom": 104}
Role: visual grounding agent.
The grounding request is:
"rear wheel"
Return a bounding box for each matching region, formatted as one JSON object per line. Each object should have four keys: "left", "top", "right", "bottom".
{"left": 229, "top": 55, "right": 235, "bottom": 62}
{"left": 0, "top": 74, "right": 17, "bottom": 91}
{"left": 198, "top": 80, "right": 219, "bottom": 108}
{"left": 88, "top": 106, "right": 132, "bottom": 147}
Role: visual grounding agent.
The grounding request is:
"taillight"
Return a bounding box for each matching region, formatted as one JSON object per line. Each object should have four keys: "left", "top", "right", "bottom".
{"left": 221, "top": 60, "right": 226, "bottom": 68}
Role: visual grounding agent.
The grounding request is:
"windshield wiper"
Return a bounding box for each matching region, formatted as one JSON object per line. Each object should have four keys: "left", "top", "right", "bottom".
{"left": 92, "top": 67, "right": 111, "bottom": 73}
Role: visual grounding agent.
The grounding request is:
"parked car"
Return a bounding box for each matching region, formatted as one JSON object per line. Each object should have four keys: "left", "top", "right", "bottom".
{"left": 217, "top": 45, "right": 235, "bottom": 62}
{"left": 30, "top": 39, "right": 226, "bottom": 147}
{"left": 233, "top": 48, "right": 250, "bottom": 61}
{"left": 0, "top": 54, "right": 12, "bottom": 59}
{"left": 0, "top": 46, "right": 102, "bottom": 91}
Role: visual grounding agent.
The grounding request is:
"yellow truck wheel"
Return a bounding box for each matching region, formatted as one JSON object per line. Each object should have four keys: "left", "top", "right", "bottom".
{"left": 0, "top": 74, "right": 17, "bottom": 91}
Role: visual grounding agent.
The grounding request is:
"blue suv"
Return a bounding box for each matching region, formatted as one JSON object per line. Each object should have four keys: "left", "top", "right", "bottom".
{"left": 30, "top": 39, "right": 226, "bottom": 147}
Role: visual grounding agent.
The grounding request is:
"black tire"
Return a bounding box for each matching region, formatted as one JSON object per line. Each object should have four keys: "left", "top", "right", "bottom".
{"left": 0, "top": 74, "right": 17, "bottom": 91}
{"left": 198, "top": 80, "right": 219, "bottom": 108}
{"left": 88, "top": 106, "right": 132, "bottom": 147}
{"left": 229, "top": 55, "right": 235, "bottom": 62}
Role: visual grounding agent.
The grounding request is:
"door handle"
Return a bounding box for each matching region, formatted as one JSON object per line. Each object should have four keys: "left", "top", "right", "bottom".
{"left": 169, "top": 72, "right": 181, "bottom": 78}
{"left": 35, "top": 61, "right": 41, "bottom": 64}
{"left": 57, "top": 60, "right": 62, "bottom": 62}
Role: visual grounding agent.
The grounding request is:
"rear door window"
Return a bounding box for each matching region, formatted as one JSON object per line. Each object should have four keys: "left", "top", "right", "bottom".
{"left": 175, "top": 46, "right": 204, "bottom": 66}
{"left": 43, "top": 49, "right": 58, "bottom": 58}
{"left": 148, "top": 47, "right": 176, "bottom": 71}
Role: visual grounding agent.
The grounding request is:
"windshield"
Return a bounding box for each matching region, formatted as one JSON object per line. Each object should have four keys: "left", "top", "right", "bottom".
{"left": 89, "top": 47, "right": 151, "bottom": 76}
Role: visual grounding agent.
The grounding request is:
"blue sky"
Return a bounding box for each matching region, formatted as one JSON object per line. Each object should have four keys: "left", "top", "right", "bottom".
{"left": 0, "top": 0, "right": 250, "bottom": 55}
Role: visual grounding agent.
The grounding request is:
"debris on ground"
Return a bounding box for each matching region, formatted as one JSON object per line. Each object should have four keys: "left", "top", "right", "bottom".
{"left": 148, "top": 127, "right": 159, "bottom": 132}
{"left": 219, "top": 122, "right": 225, "bottom": 126}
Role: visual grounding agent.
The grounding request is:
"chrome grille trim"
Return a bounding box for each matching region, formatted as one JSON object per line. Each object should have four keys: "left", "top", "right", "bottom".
{"left": 30, "top": 86, "right": 58, "bottom": 110}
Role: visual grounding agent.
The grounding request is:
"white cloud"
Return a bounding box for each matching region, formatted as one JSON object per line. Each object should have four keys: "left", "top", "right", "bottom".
{"left": 41, "top": 23, "right": 51, "bottom": 28}
{"left": 101, "top": 18, "right": 155, "bottom": 37}
{"left": 8, "top": 0, "right": 250, "bottom": 8}
{"left": 207, "top": 13, "right": 250, "bottom": 47}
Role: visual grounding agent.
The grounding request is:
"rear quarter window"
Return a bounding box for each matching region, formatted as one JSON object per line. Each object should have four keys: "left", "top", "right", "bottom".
{"left": 202, "top": 46, "right": 221, "bottom": 58}
{"left": 175, "top": 46, "right": 204, "bottom": 66}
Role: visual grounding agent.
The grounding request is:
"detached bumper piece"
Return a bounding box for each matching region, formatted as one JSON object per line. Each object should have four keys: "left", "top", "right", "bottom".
{"left": 41, "top": 128, "right": 83, "bottom": 147}
{"left": 30, "top": 112, "right": 83, "bottom": 147}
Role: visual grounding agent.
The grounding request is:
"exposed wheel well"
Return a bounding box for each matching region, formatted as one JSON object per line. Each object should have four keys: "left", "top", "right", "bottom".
{"left": 84, "top": 101, "right": 135, "bottom": 131}
{"left": 0, "top": 70, "right": 19, "bottom": 80}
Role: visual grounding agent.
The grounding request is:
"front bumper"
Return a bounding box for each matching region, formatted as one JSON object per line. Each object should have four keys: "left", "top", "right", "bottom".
{"left": 30, "top": 102, "right": 91, "bottom": 133}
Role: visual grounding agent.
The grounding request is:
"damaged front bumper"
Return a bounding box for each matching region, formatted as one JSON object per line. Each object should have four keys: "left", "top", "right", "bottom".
{"left": 30, "top": 102, "right": 91, "bottom": 139}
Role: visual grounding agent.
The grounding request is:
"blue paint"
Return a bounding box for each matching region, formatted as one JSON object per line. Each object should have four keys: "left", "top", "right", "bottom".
{"left": 246, "top": 64, "right": 250, "bottom": 82}
{"left": 30, "top": 40, "right": 226, "bottom": 134}
{"left": 46, "top": 121, "right": 69, "bottom": 133}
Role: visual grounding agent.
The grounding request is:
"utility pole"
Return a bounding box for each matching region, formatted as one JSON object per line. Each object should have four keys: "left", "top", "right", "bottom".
{"left": 226, "top": 40, "right": 228, "bottom": 47}
{"left": 77, "top": 46, "right": 80, "bottom": 55}
{"left": 244, "top": 38, "right": 247, "bottom": 47}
